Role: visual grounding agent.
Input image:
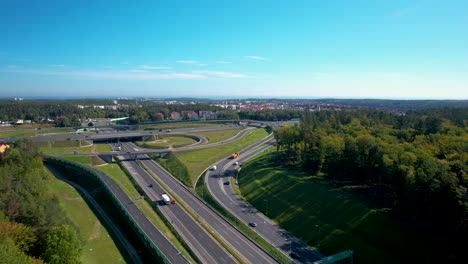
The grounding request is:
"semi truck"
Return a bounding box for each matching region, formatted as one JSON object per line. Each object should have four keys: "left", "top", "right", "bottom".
{"left": 230, "top": 152, "right": 240, "bottom": 159}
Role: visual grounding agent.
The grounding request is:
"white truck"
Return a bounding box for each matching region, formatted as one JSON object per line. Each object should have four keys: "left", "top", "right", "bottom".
{"left": 161, "top": 193, "right": 171, "bottom": 205}
{"left": 211, "top": 165, "right": 217, "bottom": 170}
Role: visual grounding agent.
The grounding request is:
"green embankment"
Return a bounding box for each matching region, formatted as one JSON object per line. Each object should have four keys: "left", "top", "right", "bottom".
{"left": 191, "top": 128, "right": 243, "bottom": 144}
{"left": 238, "top": 151, "right": 435, "bottom": 264}
{"left": 0, "top": 127, "right": 74, "bottom": 137}
{"left": 135, "top": 135, "right": 198, "bottom": 149}
{"left": 47, "top": 170, "right": 125, "bottom": 264}
{"left": 159, "top": 128, "right": 269, "bottom": 187}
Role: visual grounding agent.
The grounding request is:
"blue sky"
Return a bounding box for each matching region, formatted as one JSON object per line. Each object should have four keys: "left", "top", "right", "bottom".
{"left": 1, "top": 0, "right": 467, "bottom": 99}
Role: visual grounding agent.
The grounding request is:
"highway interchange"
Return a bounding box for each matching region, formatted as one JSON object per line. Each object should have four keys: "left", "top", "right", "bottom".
{"left": 4, "top": 121, "right": 323, "bottom": 263}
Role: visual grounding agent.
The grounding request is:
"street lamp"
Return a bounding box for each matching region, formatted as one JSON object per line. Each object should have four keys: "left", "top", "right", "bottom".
{"left": 315, "top": 224, "right": 321, "bottom": 248}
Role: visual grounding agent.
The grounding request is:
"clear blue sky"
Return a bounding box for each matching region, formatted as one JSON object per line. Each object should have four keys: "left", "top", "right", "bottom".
{"left": 1, "top": 0, "right": 467, "bottom": 99}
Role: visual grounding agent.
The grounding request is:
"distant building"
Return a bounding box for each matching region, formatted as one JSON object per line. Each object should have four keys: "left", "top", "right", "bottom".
{"left": 186, "top": 111, "right": 199, "bottom": 119}
{"left": 15, "top": 119, "right": 24, "bottom": 125}
{"left": 171, "top": 112, "right": 181, "bottom": 120}
{"left": 155, "top": 112, "right": 164, "bottom": 120}
{"left": 199, "top": 111, "right": 218, "bottom": 119}
{"left": 76, "top": 105, "right": 85, "bottom": 109}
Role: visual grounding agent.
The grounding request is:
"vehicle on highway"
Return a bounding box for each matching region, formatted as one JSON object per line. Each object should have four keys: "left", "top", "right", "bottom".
{"left": 224, "top": 181, "right": 230, "bottom": 185}
{"left": 170, "top": 199, "right": 177, "bottom": 204}
{"left": 249, "top": 222, "right": 257, "bottom": 227}
{"left": 234, "top": 161, "right": 239, "bottom": 165}
{"left": 167, "top": 129, "right": 171, "bottom": 132}
{"left": 161, "top": 193, "right": 171, "bottom": 205}
{"left": 290, "top": 252, "right": 301, "bottom": 259}
{"left": 230, "top": 152, "right": 240, "bottom": 159}
{"left": 147, "top": 184, "right": 153, "bottom": 187}
{"left": 211, "top": 165, "right": 217, "bottom": 170}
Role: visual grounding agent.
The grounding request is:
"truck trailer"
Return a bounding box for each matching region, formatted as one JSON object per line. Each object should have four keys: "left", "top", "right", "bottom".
{"left": 161, "top": 193, "right": 171, "bottom": 205}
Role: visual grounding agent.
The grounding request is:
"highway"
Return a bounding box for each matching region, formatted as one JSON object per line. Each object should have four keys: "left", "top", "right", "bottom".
{"left": 128, "top": 145, "right": 280, "bottom": 264}
{"left": 116, "top": 145, "right": 238, "bottom": 264}
{"left": 204, "top": 135, "right": 323, "bottom": 263}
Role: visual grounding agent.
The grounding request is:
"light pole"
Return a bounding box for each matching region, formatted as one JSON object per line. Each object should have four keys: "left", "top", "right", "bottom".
{"left": 315, "top": 224, "right": 321, "bottom": 248}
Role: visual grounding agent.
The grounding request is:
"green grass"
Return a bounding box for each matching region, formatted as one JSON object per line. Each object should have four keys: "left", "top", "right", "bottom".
{"left": 0, "top": 128, "right": 74, "bottom": 137}
{"left": 164, "top": 128, "right": 269, "bottom": 187}
{"left": 95, "top": 144, "right": 112, "bottom": 152}
{"left": 40, "top": 144, "right": 94, "bottom": 154}
{"left": 135, "top": 135, "right": 197, "bottom": 149}
{"left": 191, "top": 128, "right": 243, "bottom": 144}
{"left": 238, "top": 151, "right": 436, "bottom": 264}
{"left": 46, "top": 169, "right": 125, "bottom": 264}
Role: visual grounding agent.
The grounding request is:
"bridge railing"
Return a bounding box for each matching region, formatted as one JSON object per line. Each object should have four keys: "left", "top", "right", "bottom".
{"left": 44, "top": 155, "right": 173, "bottom": 264}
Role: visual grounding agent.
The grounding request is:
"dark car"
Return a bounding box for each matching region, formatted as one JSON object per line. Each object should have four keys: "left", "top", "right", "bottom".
{"left": 224, "top": 181, "right": 230, "bottom": 185}
{"left": 147, "top": 184, "right": 153, "bottom": 187}
{"left": 248, "top": 222, "right": 257, "bottom": 227}
{"left": 290, "top": 252, "right": 301, "bottom": 259}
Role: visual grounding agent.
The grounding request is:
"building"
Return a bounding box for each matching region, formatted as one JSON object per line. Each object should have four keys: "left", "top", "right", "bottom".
{"left": 155, "top": 112, "right": 165, "bottom": 119}
{"left": 171, "top": 112, "right": 181, "bottom": 120}
{"left": 186, "top": 111, "right": 199, "bottom": 119}
{"left": 199, "top": 111, "right": 218, "bottom": 119}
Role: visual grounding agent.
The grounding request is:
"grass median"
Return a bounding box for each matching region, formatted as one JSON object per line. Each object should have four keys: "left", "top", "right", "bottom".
{"left": 191, "top": 128, "right": 243, "bottom": 144}
{"left": 158, "top": 128, "right": 269, "bottom": 187}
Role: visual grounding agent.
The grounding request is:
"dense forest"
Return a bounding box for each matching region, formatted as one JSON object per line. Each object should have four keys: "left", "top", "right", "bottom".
{"left": 273, "top": 108, "right": 467, "bottom": 260}
{"left": 0, "top": 140, "right": 81, "bottom": 264}
{"left": 314, "top": 99, "right": 468, "bottom": 110}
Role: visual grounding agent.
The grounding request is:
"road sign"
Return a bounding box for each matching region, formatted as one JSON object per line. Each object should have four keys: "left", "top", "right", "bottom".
{"left": 320, "top": 250, "right": 353, "bottom": 264}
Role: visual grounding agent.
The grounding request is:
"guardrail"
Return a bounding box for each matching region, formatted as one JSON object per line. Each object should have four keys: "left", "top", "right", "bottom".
{"left": 43, "top": 155, "right": 173, "bottom": 264}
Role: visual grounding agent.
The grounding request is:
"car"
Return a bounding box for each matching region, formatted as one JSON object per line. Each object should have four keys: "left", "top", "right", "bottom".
{"left": 234, "top": 161, "right": 239, "bottom": 165}
{"left": 248, "top": 222, "right": 257, "bottom": 227}
{"left": 147, "top": 184, "right": 153, "bottom": 187}
{"left": 170, "top": 200, "right": 177, "bottom": 204}
{"left": 224, "top": 181, "right": 230, "bottom": 185}
{"left": 290, "top": 252, "right": 301, "bottom": 259}
{"left": 159, "top": 129, "right": 163, "bottom": 132}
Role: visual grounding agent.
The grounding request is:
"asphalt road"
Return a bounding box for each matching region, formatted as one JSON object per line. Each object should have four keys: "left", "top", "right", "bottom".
{"left": 205, "top": 138, "right": 324, "bottom": 263}
{"left": 55, "top": 161, "right": 193, "bottom": 264}
{"left": 117, "top": 144, "right": 238, "bottom": 264}
{"left": 133, "top": 148, "right": 280, "bottom": 264}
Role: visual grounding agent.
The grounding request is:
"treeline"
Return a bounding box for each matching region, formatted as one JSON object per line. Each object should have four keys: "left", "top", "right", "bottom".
{"left": 315, "top": 99, "right": 468, "bottom": 110}
{"left": 0, "top": 140, "right": 82, "bottom": 264}
{"left": 219, "top": 109, "right": 301, "bottom": 121}
{"left": 273, "top": 108, "right": 467, "bottom": 255}
{"left": 0, "top": 100, "right": 222, "bottom": 125}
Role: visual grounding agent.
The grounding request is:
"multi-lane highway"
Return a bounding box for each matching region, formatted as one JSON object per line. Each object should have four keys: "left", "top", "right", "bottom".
{"left": 127, "top": 144, "right": 280, "bottom": 264}
{"left": 205, "top": 141, "right": 323, "bottom": 263}
{"left": 116, "top": 145, "right": 238, "bottom": 264}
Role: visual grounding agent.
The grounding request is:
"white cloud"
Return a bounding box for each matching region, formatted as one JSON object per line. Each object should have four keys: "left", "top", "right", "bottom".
{"left": 5, "top": 69, "right": 207, "bottom": 80}
{"left": 197, "top": 64, "right": 207, "bottom": 66}
{"left": 140, "top": 65, "right": 172, "bottom": 70}
{"left": 177, "top": 60, "right": 197, "bottom": 64}
{"left": 49, "top": 64, "right": 65, "bottom": 67}
{"left": 193, "top": 70, "right": 247, "bottom": 78}
{"left": 245, "top": 56, "right": 267, "bottom": 60}
{"left": 121, "top": 61, "right": 129, "bottom": 64}
{"left": 216, "top": 61, "right": 231, "bottom": 64}
{"left": 7, "top": 65, "right": 17, "bottom": 68}
{"left": 129, "top": 69, "right": 149, "bottom": 73}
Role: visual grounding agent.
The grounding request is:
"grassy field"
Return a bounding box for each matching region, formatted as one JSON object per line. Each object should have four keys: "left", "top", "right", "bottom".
{"left": 46, "top": 169, "right": 125, "bottom": 264}
{"left": 191, "top": 128, "right": 243, "bottom": 144}
{"left": 238, "top": 151, "right": 436, "bottom": 264}
{"left": 135, "top": 135, "right": 197, "bottom": 149}
{"left": 0, "top": 127, "right": 74, "bottom": 137}
{"left": 164, "top": 128, "right": 269, "bottom": 187}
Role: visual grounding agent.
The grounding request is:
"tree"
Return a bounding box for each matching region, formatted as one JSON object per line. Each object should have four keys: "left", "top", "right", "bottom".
{"left": 42, "top": 225, "right": 82, "bottom": 264}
